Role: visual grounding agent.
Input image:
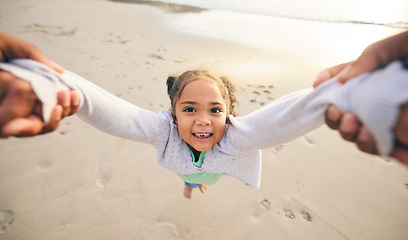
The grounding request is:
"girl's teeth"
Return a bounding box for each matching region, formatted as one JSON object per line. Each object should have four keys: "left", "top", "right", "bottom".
{"left": 195, "top": 133, "right": 210, "bottom": 137}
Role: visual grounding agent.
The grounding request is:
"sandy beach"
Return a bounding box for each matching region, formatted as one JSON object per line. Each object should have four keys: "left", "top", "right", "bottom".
{"left": 0, "top": 0, "right": 407, "bottom": 239}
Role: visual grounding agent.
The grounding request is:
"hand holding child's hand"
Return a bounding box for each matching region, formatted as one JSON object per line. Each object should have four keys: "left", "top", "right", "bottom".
{"left": 0, "top": 31, "right": 79, "bottom": 137}
{"left": 313, "top": 31, "right": 408, "bottom": 166}
{"left": 0, "top": 71, "right": 79, "bottom": 138}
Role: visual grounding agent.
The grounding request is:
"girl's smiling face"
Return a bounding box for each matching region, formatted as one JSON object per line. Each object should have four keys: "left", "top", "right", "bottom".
{"left": 174, "top": 77, "right": 228, "bottom": 152}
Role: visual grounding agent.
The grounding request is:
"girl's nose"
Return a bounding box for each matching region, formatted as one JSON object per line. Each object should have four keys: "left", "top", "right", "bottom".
{"left": 196, "top": 114, "right": 211, "bottom": 126}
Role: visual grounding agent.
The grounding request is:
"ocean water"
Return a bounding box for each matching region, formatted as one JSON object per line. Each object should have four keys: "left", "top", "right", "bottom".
{"left": 144, "top": 0, "right": 408, "bottom": 28}
{"left": 112, "top": 0, "right": 407, "bottom": 64}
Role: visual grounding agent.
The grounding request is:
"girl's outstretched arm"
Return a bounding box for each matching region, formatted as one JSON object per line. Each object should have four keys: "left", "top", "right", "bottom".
{"left": 0, "top": 59, "right": 170, "bottom": 146}
{"left": 224, "top": 61, "right": 408, "bottom": 157}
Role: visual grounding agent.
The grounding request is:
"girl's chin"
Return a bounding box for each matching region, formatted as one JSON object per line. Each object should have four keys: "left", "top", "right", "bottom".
{"left": 192, "top": 146, "right": 211, "bottom": 152}
{"left": 189, "top": 144, "right": 212, "bottom": 153}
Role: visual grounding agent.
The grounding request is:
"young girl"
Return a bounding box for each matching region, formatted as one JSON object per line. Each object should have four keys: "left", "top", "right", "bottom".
{"left": 1, "top": 59, "right": 408, "bottom": 199}
{"left": 166, "top": 70, "right": 238, "bottom": 198}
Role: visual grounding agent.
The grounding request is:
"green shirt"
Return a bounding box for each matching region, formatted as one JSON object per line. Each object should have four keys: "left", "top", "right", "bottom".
{"left": 177, "top": 150, "right": 223, "bottom": 185}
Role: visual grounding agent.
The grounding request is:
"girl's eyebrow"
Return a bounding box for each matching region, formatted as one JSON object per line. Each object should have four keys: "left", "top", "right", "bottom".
{"left": 210, "top": 102, "right": 224, "bottom": 106}
{"left": 180, "top": 101, "right": 196, "bottom": 105}
{"left": 180, "top": 101, "right": 224, "bottom": 105}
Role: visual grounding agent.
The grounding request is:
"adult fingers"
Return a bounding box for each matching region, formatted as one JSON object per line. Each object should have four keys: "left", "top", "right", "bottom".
{"left": 393, "top": 103, "right": 408, "bottom": 147}
{"left": 1, "top": 115, "right": 43, "bottom": 137}
{"left": 336, "top": 52, "right": 380, "bottom": 83}
{"left": 338, "top": 113, "right": 361, "bottom": 142}
{"left": 325, "top": 106, "right": 365, "bottom": 144}
{"left": 0, "top": 74, "right": 36, "bottom": 126}
{"left": 1, "top": 103, "right": 63, "bottom": 137}
{"left": 325, "top": 105, "right": 342, "bottom": 129}
{"left": 355, "top": 126, "right": 378, "bottom": 155}
{"left": 313, "top": 62, "right": 351, "bottom": 88}
{"left": 352, "top": 102, "right": 408, "bottom": 161}
{"left": 0, "top": 71, "right": 13, "bottom": 109}
{"left": 391, "top": 103, "right": 408, "bottom": 166}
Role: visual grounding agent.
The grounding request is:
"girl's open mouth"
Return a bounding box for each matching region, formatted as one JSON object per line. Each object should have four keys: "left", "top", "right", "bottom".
{"left": 193, "top": 133, "right": 213, "bottom": 138}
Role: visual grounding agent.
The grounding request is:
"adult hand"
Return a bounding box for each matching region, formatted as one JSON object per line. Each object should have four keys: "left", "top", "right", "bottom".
{"left": 0, "top": 31, "right": 79, "bottom": 137}
{"left": 313, "top": 31, "right": 408, "bottom": 166}
{"left": 0, "top": 71, "right": 79, "bottom": 138}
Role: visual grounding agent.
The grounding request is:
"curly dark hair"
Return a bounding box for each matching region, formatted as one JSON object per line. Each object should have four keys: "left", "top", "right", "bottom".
{"left": 166, "top": 69, "right": 238, "bottom": 117}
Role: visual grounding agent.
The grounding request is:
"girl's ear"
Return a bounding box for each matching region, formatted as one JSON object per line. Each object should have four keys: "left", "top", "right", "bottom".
{"left": 171, "top": 112, "right": 177, "bottom": 124}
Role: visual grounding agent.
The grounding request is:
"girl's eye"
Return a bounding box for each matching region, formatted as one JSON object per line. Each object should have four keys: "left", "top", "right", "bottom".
{"left": 183, "top": 107, "right": 196, "bottom": 112}
{"left": 211, "top": 108, "right": 222, "bottom": 113}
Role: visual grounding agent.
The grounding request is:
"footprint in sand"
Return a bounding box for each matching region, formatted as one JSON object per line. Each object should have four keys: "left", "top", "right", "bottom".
{"left": 271, "top": 144, "right": 284, "bottom": 154}
{"left": 148, "top": 53, "right": 165, "bottom": 60}
{"left": 126, "top": 86, "right": 133, "bottom": 94}
{"left": 103, "top": 32, "right": 130, "bottom": 44}
{"left": 283, "top": 209, "right": 295, "bottom": 219}
{"left": 246, "top": 84, "right": 275, "bottom": 107}
{"left": 148, "top": 103, "right": 165, "bottom": 111}
{"left": 301, "top": 210, "right": 312, "bottom": 221}
{"left": 0, "top": 210, "right": 14, "bottom": 233}
{"left": 280, "top": 209, "right": 312, "bottom": 221}
{"left": 261, "top": 198, "right": 271, "bottom": 210}
{"left": 252, "top": 198, "right": 271, "bottom": 221}
{"left": 96, "top": 172, "right": 111, "bottom": 189}
{"left": 23, "top": 24, "right": 77, "bottom": 36}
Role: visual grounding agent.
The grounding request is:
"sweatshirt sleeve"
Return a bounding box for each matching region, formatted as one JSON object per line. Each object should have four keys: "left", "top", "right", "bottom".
{"left": 224, "top": 61, "right": 408, "bottom": 156}
{"left": 1, "top": 59, "right": 407, "bottom": 156}
{"left": 0, "top": 59, "right": 170, "bottom": 146}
